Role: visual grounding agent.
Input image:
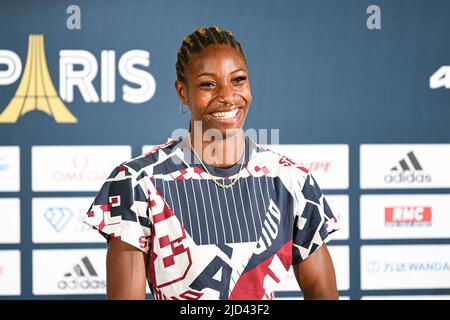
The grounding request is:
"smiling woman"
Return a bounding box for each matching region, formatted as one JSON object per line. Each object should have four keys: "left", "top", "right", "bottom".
{"left": 175, "top": 27, "right": 252, "bottom": 171}
{"left": 83, "top": 26, "right": 340, "bottom": 300}
{"left": 175, "top": 31, "right": 250, "bottom": 132}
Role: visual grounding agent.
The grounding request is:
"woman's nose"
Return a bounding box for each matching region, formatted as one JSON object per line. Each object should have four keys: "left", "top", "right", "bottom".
{"left": 216, "top": 83, "right": 236, "bottom": 105}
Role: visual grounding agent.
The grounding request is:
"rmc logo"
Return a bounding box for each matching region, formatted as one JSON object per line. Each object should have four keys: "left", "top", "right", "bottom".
{"left": 0, "top": 34, "right": 155, "bottom": 123}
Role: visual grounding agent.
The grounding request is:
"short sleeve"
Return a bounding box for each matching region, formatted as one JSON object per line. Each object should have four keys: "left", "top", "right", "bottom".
{"left": 83, "top": 164, "right": 152, "bottom": 253}
{"left": 291, "top": 173, "right": 339, "bottom": 265}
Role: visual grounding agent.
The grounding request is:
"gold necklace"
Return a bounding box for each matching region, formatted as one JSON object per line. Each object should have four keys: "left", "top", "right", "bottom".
{"left": 186, "top": 134, "right": 246, "bottom": 189}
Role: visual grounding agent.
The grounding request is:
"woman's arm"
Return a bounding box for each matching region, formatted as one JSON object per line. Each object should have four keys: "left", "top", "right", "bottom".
{"left": 106, "top": 237, "right": 148, "bottom": 300}
{"left": 293, "top": 243, "right": 339, "bottom": 300}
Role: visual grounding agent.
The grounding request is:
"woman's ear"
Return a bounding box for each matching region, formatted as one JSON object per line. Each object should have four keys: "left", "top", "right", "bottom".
{"left": 174, "top": 80, "right": 188, "bottom": 106}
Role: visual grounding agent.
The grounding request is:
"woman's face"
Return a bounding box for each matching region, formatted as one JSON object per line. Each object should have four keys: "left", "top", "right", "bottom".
{"left": 176, "top": 44, "right": 252, "bottom": 137}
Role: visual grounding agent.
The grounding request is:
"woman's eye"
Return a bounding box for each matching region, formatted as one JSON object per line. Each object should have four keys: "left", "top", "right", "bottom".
{"left": 232, "top": 76, "right": 247, "bottom": 84}
{"left": 200, "top": 82, "right": 215, "bottom": 88}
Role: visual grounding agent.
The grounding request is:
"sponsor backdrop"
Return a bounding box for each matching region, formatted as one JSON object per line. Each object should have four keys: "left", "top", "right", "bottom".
{"left": 0, "top": 0, "right": 449, "bottom": 300}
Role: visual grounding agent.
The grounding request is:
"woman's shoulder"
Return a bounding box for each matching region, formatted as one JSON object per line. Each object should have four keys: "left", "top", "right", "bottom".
{"left": 249, "top": 138, "right": 311, "bottom": 181}
{"left": 116, "top": 137, "right": 182, "bottom": 175}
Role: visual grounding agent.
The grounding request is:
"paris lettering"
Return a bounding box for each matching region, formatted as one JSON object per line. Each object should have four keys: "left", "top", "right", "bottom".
{"left": 0, "top": 34, "right": 156, "bottom": 123}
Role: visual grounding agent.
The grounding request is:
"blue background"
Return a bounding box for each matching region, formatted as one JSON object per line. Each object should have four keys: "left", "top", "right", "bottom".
{"left": 1, "top": 0, "right": 450, "bottom": 299}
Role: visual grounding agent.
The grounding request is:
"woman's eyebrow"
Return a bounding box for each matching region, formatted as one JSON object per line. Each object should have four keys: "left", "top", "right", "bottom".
{"left": 196, "top": 68, "right": 247, "bottom": 78}
{"left": 230, "top": 68, "right": 246, "bottom": 74}
{"left": 196, "top": 72, "right": 215, "bottom": 78}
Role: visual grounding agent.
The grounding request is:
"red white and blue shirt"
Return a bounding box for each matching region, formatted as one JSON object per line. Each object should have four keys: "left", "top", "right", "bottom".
{"left": 83, "top": 136, "right": 339, "bottom": 300}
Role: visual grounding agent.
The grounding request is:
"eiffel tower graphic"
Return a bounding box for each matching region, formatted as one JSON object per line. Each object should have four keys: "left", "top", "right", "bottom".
{"left": 0, "top": 34, "right": 77, "bottom": 123}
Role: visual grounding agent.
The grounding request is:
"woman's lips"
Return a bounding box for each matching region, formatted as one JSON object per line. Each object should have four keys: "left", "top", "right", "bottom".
{"left": 210, "top": 108, "right": 239, "bottom": 119}
{"left": 208, "top": 107, "right": 243, "bottom": 123}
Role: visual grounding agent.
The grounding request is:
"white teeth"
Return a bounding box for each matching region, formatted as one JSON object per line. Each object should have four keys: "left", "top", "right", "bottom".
{"left": 211, "top": 108, "right": 239, "bottom": 119}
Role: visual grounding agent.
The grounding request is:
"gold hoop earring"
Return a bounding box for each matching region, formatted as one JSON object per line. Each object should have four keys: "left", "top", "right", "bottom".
{"left": 179, "top": 103, "right": 188, "bottom": 114}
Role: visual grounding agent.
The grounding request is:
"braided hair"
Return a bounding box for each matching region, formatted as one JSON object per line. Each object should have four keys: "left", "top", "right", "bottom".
{"left": 176, "top": 26, "right": 246, "bottom": 84}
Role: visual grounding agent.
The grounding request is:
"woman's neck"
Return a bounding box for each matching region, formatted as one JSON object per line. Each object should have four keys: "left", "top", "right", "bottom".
{"left": 188, "top": 130, "right": 245, "bottom": 167}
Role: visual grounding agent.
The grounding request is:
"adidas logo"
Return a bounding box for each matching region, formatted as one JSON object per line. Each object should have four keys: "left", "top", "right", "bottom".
{"left": 390, "top": 151, "right": 423, "bottom": 171}
{"left": 57, "top": 256, "right": 105, "bottom": 290}
{"left": 384, "top": 151, "right": 432, "bottom": 184}
{"left": 43, "top": 207, "right": 73, "bottom": 233}
{"left": 64, "top": 256, "right": 98, "bottom": 277}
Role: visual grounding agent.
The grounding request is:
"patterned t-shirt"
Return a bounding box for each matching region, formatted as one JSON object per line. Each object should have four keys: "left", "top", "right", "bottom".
{"left": 83, "top": 136, "right": 339, "bottom": 300}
